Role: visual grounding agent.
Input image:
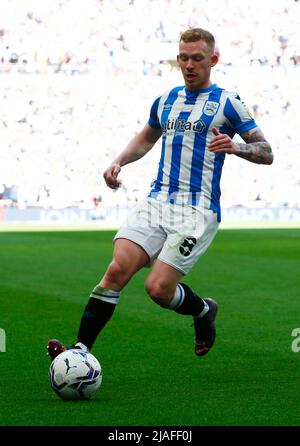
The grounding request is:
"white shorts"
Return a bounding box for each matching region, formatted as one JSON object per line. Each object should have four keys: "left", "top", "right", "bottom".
{"left": 114, "top": 198, "right": 219, "bottom": 275}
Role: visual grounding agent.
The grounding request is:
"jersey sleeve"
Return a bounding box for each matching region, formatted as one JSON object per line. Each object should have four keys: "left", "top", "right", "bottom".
{"left": 148, "top": 96, "right": 161, "bottom": 129}
{"left": 223, "top": 95, "right": 257, "bottom": 135}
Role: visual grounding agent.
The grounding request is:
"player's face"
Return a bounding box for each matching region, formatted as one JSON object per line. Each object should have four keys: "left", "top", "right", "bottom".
{"left": 177, "top": 40, "right": 218, "bottom": 91}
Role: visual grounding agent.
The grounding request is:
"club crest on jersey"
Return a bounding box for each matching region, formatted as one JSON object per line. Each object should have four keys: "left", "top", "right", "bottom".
{"left": 203, "top": 100, "right": 219, "bottom": 116}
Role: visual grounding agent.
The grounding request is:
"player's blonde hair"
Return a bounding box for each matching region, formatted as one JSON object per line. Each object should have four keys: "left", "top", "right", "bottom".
{"left": 180, "top": 28, "right": 215, "bottom": 52}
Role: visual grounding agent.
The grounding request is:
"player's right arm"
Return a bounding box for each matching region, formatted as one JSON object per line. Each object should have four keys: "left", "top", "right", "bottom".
{"left": 103, "top": 123, "right": 162, "bottom": 189}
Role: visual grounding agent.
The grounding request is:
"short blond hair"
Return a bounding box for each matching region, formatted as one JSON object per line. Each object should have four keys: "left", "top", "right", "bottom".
{"left": 180, "top": 28, "right": 215, "bottom": 52}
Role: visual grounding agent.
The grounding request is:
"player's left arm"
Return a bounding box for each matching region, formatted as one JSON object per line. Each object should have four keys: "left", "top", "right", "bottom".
{"left": 209, "top": 126, "right": 273, "bottom": 164}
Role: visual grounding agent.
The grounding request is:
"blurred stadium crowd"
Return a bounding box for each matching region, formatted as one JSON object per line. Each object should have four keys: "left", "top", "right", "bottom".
{"left": 0, "top": 0, "right": 299, "bottom": 215}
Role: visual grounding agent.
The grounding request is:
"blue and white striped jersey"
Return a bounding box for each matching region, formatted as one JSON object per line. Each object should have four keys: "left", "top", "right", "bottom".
{"left": 147, "top": 83, "right": 257, "bottom": 221}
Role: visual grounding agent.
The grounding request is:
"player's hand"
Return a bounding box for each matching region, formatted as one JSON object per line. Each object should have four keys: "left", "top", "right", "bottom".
{"left": 103, "top": 163, "right": 122, "bottom": 189}
{"left": 208, "top": 127, "right": 239, "bottom": 155}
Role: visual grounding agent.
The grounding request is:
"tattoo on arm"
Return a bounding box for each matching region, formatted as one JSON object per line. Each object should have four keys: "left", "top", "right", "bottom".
{"left": 236, "top": 128, "right": 273, "bottom": 165}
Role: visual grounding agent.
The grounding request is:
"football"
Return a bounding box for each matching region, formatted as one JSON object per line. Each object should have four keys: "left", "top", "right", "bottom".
{"left": 49, "top": 349, "right": 102, "bottom": 400}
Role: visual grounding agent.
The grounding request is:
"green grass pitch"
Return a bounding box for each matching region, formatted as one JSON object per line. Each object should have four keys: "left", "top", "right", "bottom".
{"left": 0, "top": 228, "right": 299, "bottom": 426}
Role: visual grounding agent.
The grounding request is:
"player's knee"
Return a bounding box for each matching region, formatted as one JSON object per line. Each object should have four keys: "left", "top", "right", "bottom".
{"left": 103, "top": 260, "right": 130, "bottom": 289}
{"left": 145, "top": 280, "right": 172, "bottom": 308}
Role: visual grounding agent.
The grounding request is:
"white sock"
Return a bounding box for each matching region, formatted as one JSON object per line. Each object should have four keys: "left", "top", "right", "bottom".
{"left": 168, "top": 284, "right": 185, "bottom": 310}
{"left": 90, "top": 285, "right": 120, "bottom": 304}
{"left": 75, "top": 342, "right": 88, "bottom": 352}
